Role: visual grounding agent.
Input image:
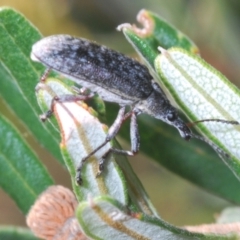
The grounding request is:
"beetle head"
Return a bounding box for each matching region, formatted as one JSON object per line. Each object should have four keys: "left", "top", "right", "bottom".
{"left": 137, "top": 90, "right": 192, "bottom": 140}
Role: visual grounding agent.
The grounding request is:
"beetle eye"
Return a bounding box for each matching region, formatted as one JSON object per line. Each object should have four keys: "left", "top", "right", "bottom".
{"left": 167, "top": 112, "right": 176, "bottom": 122}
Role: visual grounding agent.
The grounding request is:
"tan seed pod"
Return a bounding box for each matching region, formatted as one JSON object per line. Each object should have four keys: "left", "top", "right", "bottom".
{"left": 26, "top": 185, "right": 88, "bottom": 240}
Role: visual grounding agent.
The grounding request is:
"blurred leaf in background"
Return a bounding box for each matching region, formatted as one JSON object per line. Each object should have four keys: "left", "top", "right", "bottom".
{"left": 1, "top": 0, "right": 240, "bottom": 228}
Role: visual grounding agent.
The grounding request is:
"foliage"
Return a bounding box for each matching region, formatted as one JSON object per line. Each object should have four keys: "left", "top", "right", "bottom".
{"left": 0, "top": 7, "right": 240, "bottom": 239}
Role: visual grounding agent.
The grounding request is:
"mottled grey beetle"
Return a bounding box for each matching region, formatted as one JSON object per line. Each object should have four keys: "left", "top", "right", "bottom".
{"left": 31, "top": 35, "right": 236, "bottom": 184}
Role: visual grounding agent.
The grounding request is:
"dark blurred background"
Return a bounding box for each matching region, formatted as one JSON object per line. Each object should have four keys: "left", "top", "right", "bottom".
{"left": 1, "top": 0, "right": 240, "bottom": 228}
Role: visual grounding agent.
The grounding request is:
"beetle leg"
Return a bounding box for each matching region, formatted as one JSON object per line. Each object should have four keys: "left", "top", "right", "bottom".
{"left": 40, "top": 68, "right": 51, "bottom": 82}
{"left": 76, "top": 137, "right": 115, "bottom": 184}
{"left": 71, "top": 85, "right": 94, "bottom": 97}
{"left": 106, "top": 106, "right": 126, "bottom": 141}
{"left": 78, "top": 106, "right": 128, "bottom": 162}
{"left": 108, "top": 111, "right": 139, "bottom": 156}
{"left": 39, "top": 94, "right": 92, "bottom": 122}
{"left": 76, "top": 106, "right": 138, "bottom": 184}
{"left": 96, "top": 117, "right": 140, "bottom": 176}
{"left": 39, "top": 95, "right": 59, "bottom": 121}
{"left": 96, "top": 150, "right": 112, "bottom": 177}
{"left": 130, "top": 111, "right": 140, "bottom": 154}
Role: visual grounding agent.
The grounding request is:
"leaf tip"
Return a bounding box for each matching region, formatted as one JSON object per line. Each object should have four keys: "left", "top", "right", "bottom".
{"left": 116, "top": 23, "right": 132, "bottom": 32}
{"left": 116, "top": 9, "right": 154, "bottom": 37}
{"left": 134, "top": 9, "right": 155, "bottom": 37}
{"left": 157, "top": 46, "right": 169, "bottom": 61}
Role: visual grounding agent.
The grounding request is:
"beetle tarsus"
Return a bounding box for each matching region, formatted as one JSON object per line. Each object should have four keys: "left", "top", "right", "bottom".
{"left": 75, "top": 171, "right": 83, "bottom": 185}
{"left": 40, "top": 68, "right": 51, "bottom": 82}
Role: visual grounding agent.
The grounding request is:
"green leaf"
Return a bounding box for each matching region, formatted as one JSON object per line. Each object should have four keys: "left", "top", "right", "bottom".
{"left": 155, "top": 47, "right": 240, "bottom": 182}
{"left": 0, "top": 7, "right": 63, "bottom": 164}
{"left": 77, "top": 196, "right": 230, "bottom": 240}
{"left": 144, "top": 10, "right": 198, "bottom": 52}
{"left": 118, "top": 9, "right": 198, "bottom": 70}
{"left": 120, "top": 28, "right": 158, "bottom": 71}
{"left": 0, "top": 114, "right": 53, "bottom": 214}
{"left": 116, "top": 10, "right": 240, "bottom": 203}
{"left": 36, "top": 79, "right": 128, "bottom": 204}
{"left": 0, "top": 226, "right": 39, "bottom": 240}
{"left": 35, "top": 78, "right": 158, "bottom": 216}
{"left": 106, "top": 105, "right": 240, "bottom": 203}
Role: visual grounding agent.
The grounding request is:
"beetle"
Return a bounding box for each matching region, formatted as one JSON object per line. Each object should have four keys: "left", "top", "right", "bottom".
{"left": 31, "top": 35, "right": 235, "bottom": 184}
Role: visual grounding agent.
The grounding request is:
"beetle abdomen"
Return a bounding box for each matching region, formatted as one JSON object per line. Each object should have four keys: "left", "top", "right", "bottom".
{"left": 31, "top": 35, "right": 153, "bottom": 100}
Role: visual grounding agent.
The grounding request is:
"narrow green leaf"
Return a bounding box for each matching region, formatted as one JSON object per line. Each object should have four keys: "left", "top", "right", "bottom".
{"left": 120, "top": 27, "right": 158, "bottom": 70}
{"left": 118, "top": 9, "right": 198, "bottom": 70}
{"left": 0, "top": 226, "right": 39, "bottom": 240}
{"left": 144, "top": 10, "right": 198, "bottom": 52}
{"left": 116, "top": 10, "right": 240, "bottom": 203}
{"left": 155, "top": 47, "right": 240, "bottom": 182}
{"left": 77, "top": 196, "right": 230, "bottom": 240}
{"left": 0, "top": 114, "right": 53, "bottom": 214}
{"left": 36, "top": 78, "right": 158, "bottom": 216}
{"left": 0, "top": 7, "right": 63, "bottom": 163}
{"left": 36, "top": 79, "right": 128, "bottom": 204}
{"left": 106, "top": 105, "right": 240, "bottom": 204}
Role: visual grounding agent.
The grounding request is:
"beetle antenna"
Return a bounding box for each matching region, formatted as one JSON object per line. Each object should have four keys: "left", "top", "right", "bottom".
{"left": 187, "top": 119, "right": 239, "bottom": 128}
{"left": 191, "top": 133, "right": 230, "bottom": 159}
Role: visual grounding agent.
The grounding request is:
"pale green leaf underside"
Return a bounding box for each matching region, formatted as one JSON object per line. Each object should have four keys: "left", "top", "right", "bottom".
{"left": 36, "top": 78, "right": 158, "bottom": 216}
{"left": 155, "top": 48, "right": 240, "bottom": 180}
{"left": 77, "top": 196, "right": 230, "bottom": 240}
{"left": 119, "top": 9, "right": 240, "bottom": 203}
{"left": 36, "top": 79, "right": 128, "bottom": 205}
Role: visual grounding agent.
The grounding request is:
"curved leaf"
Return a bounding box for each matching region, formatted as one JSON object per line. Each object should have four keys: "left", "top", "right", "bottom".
{"left": 155, "top": 48, "right": 240, "bottom": 181}
{"left": 35, "top": 78, "right": 158, "bottom": 216}
{"left": 116, "top": 9, "right": 240, "bottom": 203}
{"left": 118, "top": 9, "right": 198, "bottom": 71}
{"left": 77, "top": 196, "right": 229, "bottom": 240}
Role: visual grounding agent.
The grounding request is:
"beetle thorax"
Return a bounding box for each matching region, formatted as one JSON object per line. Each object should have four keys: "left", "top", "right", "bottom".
{"left": 136, "top": 89, "right": 171, "bottom": 119}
